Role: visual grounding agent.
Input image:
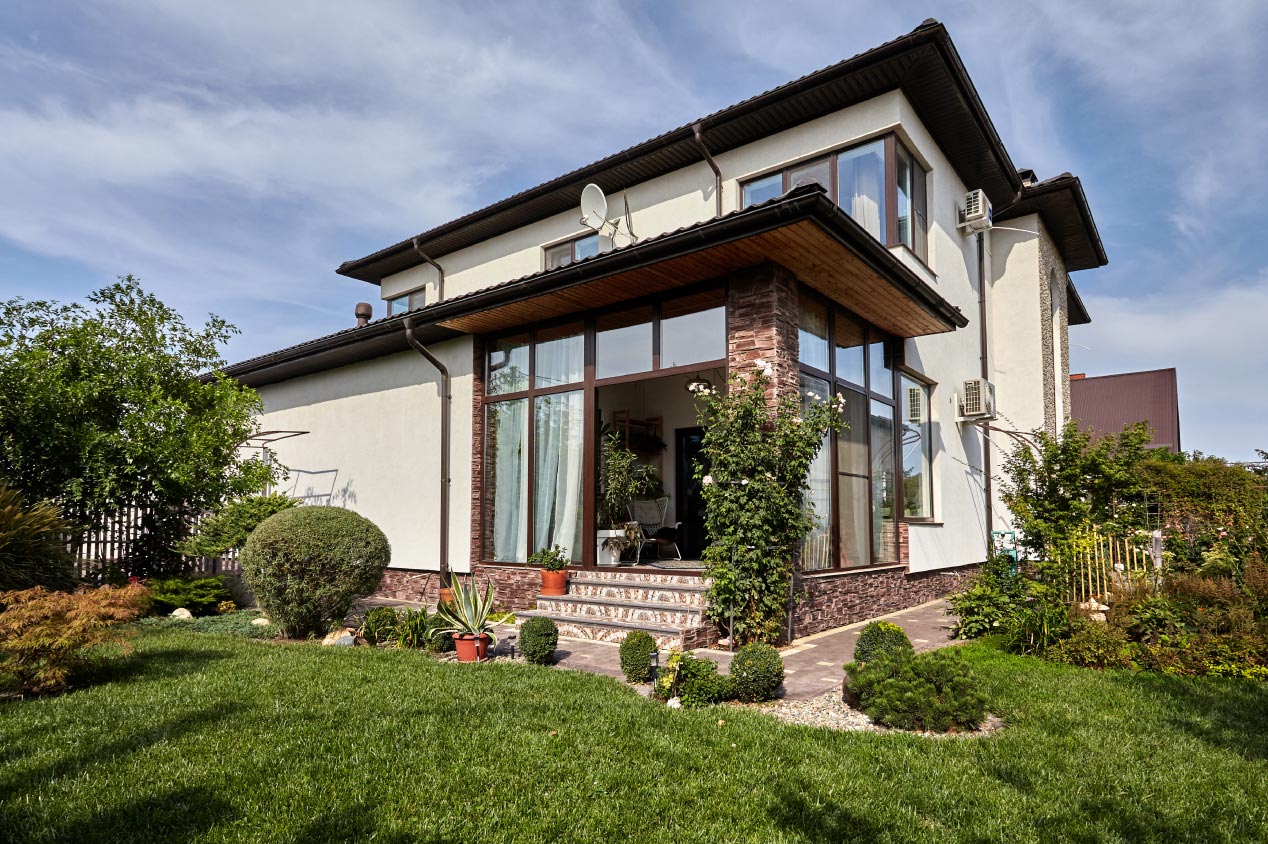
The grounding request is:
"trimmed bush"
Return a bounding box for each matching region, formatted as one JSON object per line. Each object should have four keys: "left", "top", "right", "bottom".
{"left": 853, "top": 620, "right": 914, "bottom": 664}
{"left": 729, "top": 642, "right": 784, "bottom": 702}
{"left": 845, "top": 649, "right": 987, "bottom": 732}
{"left": 0, "top": 585, "right": 148, "bottom": 693}
{"left": 0, "top": 486, "right": 77, "bottom": 593}
{"left": 619, "top": 630, "right": 658, "bottom": 683}
{"left": 240, "top": 506, "right": 390, "bottom": 638}
{"left": 146, "top": 576, "right": 233, "bottom": 617}
{"left": 520, "top": 616, "right": 559, "bottom": 665}
{"left": 358, "top": 606, "right": 400, "bottom": 646}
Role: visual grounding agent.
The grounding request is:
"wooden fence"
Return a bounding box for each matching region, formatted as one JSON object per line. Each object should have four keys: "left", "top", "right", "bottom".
{"left": 68, "top": 504, "right": 238, "bottom": 581}
{"left": 1065, "top": 526, "right": 1161, "bottom": 605}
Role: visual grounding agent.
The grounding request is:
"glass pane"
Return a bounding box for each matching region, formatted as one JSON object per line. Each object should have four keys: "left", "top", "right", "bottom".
{"left": 869, "top": 338, "right": 894, "bottom": 398}
{"left": 535, "top": 323, "right": 584, "bottom": 388}
{"left": 387, "top": 295, "right": 408, "bottom": 316}
{"left": 533, "top": 391, "right": 585, "bottom": 562}
{"left": 836, "top": 387, "right": 868, "bottom": 476}
{"left": 742, "top": 172, "right": 782, "bottom": 207}
{"left": 912, "top": 160, "right": 928, "bottom": 262}
{"left": 485, "top": 399, "right": 529, "bottom": 562}
{"left": 896, "top": 143, "right": 912, "bottom": 247}
{"left": 596, "top": 307, "right": 653, "bottom": 379}
{"left": 798, "top": 291, "right": 830, "bottom": 372}
{"left": 837, "top": 474, "right": 870, "bottom": 568}
{"left": 789, "top": 158, "right": 831, "bottom": 191}
{"left": 837, "top": 140, "right": 886, "bottom": 242}
{"left": 901, "top": 376, "right": 932, "bottom": 518}
{"left": 870, "top": 399, "right": 897, "bottom": 563}
{"left": 574, "top": 234, "right": 600, "bottom": 261}
{"left": 545, "top": 242, "right": 572, "bottom": 270}
{"left": 801, "top": 374, "right": 832, "bottom": 572}
{"left": 661, "top": 303, "right": 725, "bottom": 368}
{"left": 834, "top": 311, "right": 865, "bottom": 386}
{"left": 487, "top": 334, "right": 529, "bottom": 395}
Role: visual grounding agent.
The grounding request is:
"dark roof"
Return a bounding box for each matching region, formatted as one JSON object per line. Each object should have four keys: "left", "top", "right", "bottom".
{"left": 1069, "top": 368, "right": 1181, "bottom": 453}
{"left": 336, "top": 19, "right": 1104, "bottom": 285}
{"left": 221, "top": 185, "right": 966, "bottom": 387}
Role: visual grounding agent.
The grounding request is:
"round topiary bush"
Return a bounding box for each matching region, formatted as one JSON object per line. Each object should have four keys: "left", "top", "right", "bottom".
{"left": 619, "top": 630, "right": 658, "bottom": 683}
{"left": 853, "top": 620, "right": 914, "bottom": 664}
{"left": 729, "top": 642, "right": 785, "bottom": 702}
{"left": 240, "top": 506, "right": 390, "bottom": 638}
{"left": 519, "top": 616, "right": 558, "bottom": 665}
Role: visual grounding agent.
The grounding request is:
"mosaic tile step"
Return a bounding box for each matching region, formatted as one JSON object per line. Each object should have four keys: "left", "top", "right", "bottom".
{"left": 581, "top": 569, "right": 707, "bottom": 587}
{"left": 518, "top": 611, "right": 684, "bottom": 650}
{"left": 565, "top": 581, "right": 708, "bottom": 606}
{"left": 535, "top": 595, "right": 702, "bottom": 627}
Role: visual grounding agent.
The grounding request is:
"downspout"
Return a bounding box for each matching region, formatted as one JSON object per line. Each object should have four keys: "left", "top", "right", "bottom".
{"left": 692, "top": 123, "right": 723, "bottom": 218}
{"left": 412, "top": 237, "right": 445, "bottom": 303}
{"left": 977, "top": 231, "right": 992, "bottom": 556}
{"left": 404, "top": 315, "right": 452, "bottom": 587}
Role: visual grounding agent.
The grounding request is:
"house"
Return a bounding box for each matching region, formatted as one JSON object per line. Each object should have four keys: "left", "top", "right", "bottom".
{"left": 1070, "top": 369, "right": 1181, "bottom": 453}
{"left": 222, "top": 20, "right": 1106, "bottom": 646}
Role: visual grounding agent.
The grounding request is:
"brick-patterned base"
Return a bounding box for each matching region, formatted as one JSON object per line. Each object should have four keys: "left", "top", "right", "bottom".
{"left": 373, "top": 565, "right": 542, "bottom": 610}
{"left": 789, "top": 564, "right": 979, "bottom": 640}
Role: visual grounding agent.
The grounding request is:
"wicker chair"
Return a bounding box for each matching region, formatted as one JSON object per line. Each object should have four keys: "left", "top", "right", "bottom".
{"left": 627, "top": 497, "right": 682, "bottom": 562}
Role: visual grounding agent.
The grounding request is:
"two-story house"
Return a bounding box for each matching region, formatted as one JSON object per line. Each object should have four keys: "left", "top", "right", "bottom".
{"left": 222, "top": 20, "right": 1105, "bottom": 647}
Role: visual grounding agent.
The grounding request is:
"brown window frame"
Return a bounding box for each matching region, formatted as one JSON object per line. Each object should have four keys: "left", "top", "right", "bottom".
{"left": 897, "top": 368, "right": 936, "bottom": 524}
{"left": 386, "top": 288, "right": 426, "bottom": 316}
{"left": 543, "top": 232, "right": 602, "bottom": 271}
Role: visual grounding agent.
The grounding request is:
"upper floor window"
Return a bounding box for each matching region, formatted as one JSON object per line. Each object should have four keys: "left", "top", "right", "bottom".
{"left": 387, "top": 289, "right": 425, "bottom": 316}
{"left": 741, "top": 134, "right": 928, "bottom": 262}
{"left": 544, "top": 233, "right": 601, "bottom": 270}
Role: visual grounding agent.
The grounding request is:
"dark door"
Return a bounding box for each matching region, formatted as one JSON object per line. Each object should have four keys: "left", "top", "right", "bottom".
{"left": 675, "top": 427, "right": 708, "bottom": 559}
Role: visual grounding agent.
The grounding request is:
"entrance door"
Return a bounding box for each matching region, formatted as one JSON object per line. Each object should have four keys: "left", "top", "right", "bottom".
{"left": 674, "top": 427, "right": 708, "bottom": 559}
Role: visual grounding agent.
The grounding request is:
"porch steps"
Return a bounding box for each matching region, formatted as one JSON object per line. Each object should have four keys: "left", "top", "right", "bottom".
{"left": 517, "top": 570, "right": 715, "bottom": 650}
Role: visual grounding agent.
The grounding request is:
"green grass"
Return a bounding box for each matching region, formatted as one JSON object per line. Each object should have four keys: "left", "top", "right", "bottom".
{"left": 2, "top": 630, "right": 1266, "bottom": 843}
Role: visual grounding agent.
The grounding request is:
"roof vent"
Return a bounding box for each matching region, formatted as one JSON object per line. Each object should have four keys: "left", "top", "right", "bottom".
{"left": 355, "top": 302, "right": 372, "bottom": 327}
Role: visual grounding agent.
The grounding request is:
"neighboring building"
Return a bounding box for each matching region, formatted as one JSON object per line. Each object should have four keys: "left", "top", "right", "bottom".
{"left": 1069, "top": 369, "right": 1181, "bottom": 452}
{"left": 222, "top": 20, "right": 1106, "bottom": 645}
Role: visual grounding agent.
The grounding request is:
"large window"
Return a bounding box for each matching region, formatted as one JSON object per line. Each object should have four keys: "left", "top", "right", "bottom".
{"left": 486, "top": 399, "right": 528, "bottom": 562}
{"left": 741, "top": 134, "right": 929, "bottom": 261}
{"left": 801, "top": 373, "right": 834, "bottom": 572}
{"left": 596, "top": 307, "right": 653, "bottom": 380}
{"left": 901, "top": 375, "right": 933, "bottom": 519}
{"left": 534, "top": 391, "right": 585, "bottom": 562}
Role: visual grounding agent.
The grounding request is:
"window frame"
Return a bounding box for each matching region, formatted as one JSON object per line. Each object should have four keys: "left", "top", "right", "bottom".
{"left": 386, "top": 287, "right": 426, "bottom": 316}
{"left": 740, "top": 132, "right": 929, "bottom": 266}
{"left": 897, "top": 368, "right": 936, "bottom": 523}
{"left": 543, "top": 232, "right": 602, "bottom": 271}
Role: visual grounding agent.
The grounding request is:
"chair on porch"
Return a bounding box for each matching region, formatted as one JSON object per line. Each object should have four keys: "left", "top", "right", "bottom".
{"left": 627, "top": 497, "right": 682, "bottom": 562}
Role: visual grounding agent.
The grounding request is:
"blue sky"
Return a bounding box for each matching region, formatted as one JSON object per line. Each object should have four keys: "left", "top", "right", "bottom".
{"left": 1, "top": 1, "right": 1265, "bottom": 459}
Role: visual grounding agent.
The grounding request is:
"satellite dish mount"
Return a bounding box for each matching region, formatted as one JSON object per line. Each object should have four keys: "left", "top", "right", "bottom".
{"left": 580, "top": 183, "right": 636, "bottom": 243}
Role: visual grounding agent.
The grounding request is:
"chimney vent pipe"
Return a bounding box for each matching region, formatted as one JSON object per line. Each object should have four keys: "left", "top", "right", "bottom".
{"left": 354, "top": 302, "right": 373, "bottom": 327}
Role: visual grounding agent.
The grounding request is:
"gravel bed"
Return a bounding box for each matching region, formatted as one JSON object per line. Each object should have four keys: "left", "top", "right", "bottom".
{"left": 734, "top": 685, "right": 1003, "bottom": 737}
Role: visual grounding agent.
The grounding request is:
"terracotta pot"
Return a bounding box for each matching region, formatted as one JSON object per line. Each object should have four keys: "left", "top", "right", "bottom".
{"left": 453, "top": 632, "right": 491, "bottom": 662}
{"left": 438, "top": 587, "right": 454, "bottom": 604}
{"left": 540, "top": 569, "right": 568, "bottom": 596}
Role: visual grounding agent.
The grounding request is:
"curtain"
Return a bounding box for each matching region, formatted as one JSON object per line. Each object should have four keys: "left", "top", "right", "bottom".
{"left": 839, "top": 141, "right": 885, "bottom": 241}
{"left": 489, "top": 399, "right": 528, "bottom": 562}
{"left": 534, "top": 391, "right": 585, "bottom": 562}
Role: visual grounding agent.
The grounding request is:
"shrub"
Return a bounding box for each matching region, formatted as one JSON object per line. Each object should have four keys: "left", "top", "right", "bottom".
{"left": 619, "top": 630, "right": 658, "bottom": 683}
{"left": 519, "top": 616, "right": 559, "bottom": 665}
{"left": 1244, "top": 553, "right": 1268, "bottom": 615}
{"left": 853, "top": 621, "right": 914, "bottom": 664}
{"left": 0, "top": 585, "right": 148, "bottom": 693}
{"left": 240, "top": 506, "right": 390, "bottom": 638}
{"left": 216, "top": 600, "right": 238, "bottom": 615}
{"left": 425, "top": 611, "right": 456, "bottom": 653}
{"left": 729, "top": 642, "right": 784, "bottom": 702}
{"left": 0, "top": 486, "right": 77, "bottom": 592}
{"left": 176, "top": 493, "right": 298, "bottom": 558}
{"left": 358, "top": 606, "right": 400, "bottom": 646}
{"left": 145, "top": 576, "right": 234, "bottom": 617}
{"left": 948, "top": 552, "right": 1026, "bottom": 638}
{"left": 1166, "top": 574, "right": 1244, "bottom": 608}
{"left": 1046, "top": 620, "right": 1134, "bottom": 669}
{"left": 1123, "top": 595, "right": 1189, "bottom": 644}
{"left": 393, "top": 608, "right": 430, "bottom": 649}
{"left": 845, "top": 649, "right": 987, "bottom": 732}
{"left": 654, "top": 650, "right": 734, "bottom": 707}
{"left": 1005, "top": 601, "right": 1071, "bottom": 655}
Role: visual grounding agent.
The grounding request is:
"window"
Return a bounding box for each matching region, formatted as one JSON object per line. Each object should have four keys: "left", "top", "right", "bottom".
{"left": 660, "top": 293, "right": 725, "bottom": 368}
{"left": 798, "top": 292, "right": 830, "bottom": 372}
{"left": 486, "top": 399, "right": 529, "bottom": 562}
{"left": 741, "top": 134, "right": 928, "bottom": 259}
{"left": 387, "top": 289, "right": 425, "bottom": 316}
{"left": 534, "top": 391, "right": 585, "bottom": 562}
{"left": 596, "top": 307, "right": 653, "bottom": 379}
{"left": 834, "top": 311, "right": 865, "bottom": 387}
{"left": 535, "top": 323, "right": 584, "bottom": 389}
{"left": 901, "top": 375, "right": 933, "bottom": 519}
{"left": 487, "top": 334, "right": 529, "bottom": 395}
{"left": 545, "top": 233, "right": 601, "bottom": 270}
{"left": 869, "top": 337, "right": 894, "bottom": 399}
{"left": 870, "top": 399, "right": 897, "bottom": 563}
{"left": 836, "top": 388, "right": 869, "bottom": 568}
{"left": 801, "top": 374, "right": 833, "bottom": 572}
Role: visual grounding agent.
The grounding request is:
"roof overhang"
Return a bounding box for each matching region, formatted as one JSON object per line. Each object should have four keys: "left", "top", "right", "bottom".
{"left": 336, "top": 19, "right": 1028, "bottom": 285}
{"left": 221, "top": 186, "right": 966, "bottom": 388}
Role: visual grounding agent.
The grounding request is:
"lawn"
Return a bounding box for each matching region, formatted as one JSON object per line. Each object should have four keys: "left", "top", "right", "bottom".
{"left": 2, "top": 629, "right": 1267, "bottom": 844}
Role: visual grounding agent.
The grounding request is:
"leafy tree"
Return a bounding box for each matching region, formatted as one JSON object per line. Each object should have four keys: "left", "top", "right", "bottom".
{"left": 692, "top": 360, "right": 842, "bottom": 644}
{"left": 0, "top": 277, "right": 277, "bottom": 575}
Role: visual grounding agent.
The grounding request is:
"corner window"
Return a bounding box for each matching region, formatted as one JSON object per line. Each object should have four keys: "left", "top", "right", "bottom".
{"left": 387, "top": 295, "right": 409, "bottom": 316}
{"left": 900, "top": 375, "right": 933, "bottom": 519}
{"left": 545, "top": 233, "right": 601, "bottom": 270}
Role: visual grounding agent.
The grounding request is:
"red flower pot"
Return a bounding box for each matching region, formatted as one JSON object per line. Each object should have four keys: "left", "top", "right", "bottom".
{"left": 453, "top": 632, "right": 491, "bottom": 662}
{"left": 438, "top": 587, "right": 454, "bottom": 605}
{"left": 540, "top": 569, "right": 568, "bottom": 596}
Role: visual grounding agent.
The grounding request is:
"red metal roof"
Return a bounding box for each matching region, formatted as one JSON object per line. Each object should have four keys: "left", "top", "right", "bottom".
{"left": 1069, "top": 368, "right": 1181, "bottom": 452}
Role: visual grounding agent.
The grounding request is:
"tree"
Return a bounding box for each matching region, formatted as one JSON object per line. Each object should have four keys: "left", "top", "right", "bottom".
{"left": 0, "top": 277, "right": 278, "bottom": 574}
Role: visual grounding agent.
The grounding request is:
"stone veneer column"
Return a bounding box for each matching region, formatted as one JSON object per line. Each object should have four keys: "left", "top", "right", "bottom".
{"left": 726, "top": 263, "right": 800, "bottom": 403}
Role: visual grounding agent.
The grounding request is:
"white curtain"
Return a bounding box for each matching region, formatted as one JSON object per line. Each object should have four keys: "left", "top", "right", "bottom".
{"left": 535, "top": 333, "right": 584, "bottom": 389}
{"left": 533, "top": 391, "right": 585, "bottom": 562}
{"left": 840, "top": 141, "right": 885, "bottom": 241}
{"left": 490, "top": 400, "right": 528, "bottom": 562}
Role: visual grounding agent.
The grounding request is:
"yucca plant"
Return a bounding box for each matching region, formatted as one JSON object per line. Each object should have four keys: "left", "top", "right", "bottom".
{"left": 430, "top": 577, "right": 498, "bottom": 647}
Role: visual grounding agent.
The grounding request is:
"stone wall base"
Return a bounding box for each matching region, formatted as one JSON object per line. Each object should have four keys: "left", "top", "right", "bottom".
{"left": 789, "top": 564, "right": 979, "bottom": 640}
{"left": 373, "top": 565, "right": 541, "bottom": 610}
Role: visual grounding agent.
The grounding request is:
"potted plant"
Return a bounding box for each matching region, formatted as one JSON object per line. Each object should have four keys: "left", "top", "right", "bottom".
{"left": 598, "top": 432, "right": 659, "bottom": 565}
{"left": 530, "top": 544, "right": 570, "bottom": 595}
{"left": 431, "top": 576, "right": 498, "bottom": 662}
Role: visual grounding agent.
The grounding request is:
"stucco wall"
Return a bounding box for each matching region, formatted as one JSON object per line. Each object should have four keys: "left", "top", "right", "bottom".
{"left": 254, "top": 338, "right": 475, "bottom": 572}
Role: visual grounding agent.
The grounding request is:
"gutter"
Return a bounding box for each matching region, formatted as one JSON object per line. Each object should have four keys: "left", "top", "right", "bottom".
{"left": 404, "top": 315, "right": 452, "bottom": 587}
{"left": 977, "top": 232, "right": 992, "bottom": 554}
{"left": 412, "top": 238, "right": 446, "bottom": 302}
{"left": 692, "top": 123, "right": 723, "bottom": 217}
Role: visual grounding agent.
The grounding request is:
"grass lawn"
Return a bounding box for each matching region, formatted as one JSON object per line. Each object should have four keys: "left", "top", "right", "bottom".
{"left": 2, "top": 629, "right": 1267, "bottom": 843}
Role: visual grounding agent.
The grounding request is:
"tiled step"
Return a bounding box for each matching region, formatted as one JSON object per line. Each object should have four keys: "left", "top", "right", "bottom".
{"left": 566, "top": 578, "right": 707, "bottom": 606}
{"left": 535, "top": 594, "right": 703, "bottom": 627}
{"left": 580, "top": 569, "right": 706, "bottom": 587}
{"left": 517, "top": 611, "right": 686, "bottom": 650}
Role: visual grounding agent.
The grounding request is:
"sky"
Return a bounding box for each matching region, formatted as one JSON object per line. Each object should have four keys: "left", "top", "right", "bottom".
{"left": 1, "top": 1, "right": 1265, "bottom": 460}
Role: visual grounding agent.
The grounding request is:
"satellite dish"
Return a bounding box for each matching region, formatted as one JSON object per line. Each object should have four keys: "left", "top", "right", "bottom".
{"left": 580, "top": 183, "right": 608, "bottom": 232}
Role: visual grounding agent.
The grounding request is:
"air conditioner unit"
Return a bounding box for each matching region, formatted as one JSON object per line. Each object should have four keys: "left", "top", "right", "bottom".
{"left": 906, "top": 385, "right": 925, "bottom": 425}
{"left": 961, "top": 189, "right": 993, "bottom": 233}
{"left": 959, "top": 378, "right": 996, "bottom": 420}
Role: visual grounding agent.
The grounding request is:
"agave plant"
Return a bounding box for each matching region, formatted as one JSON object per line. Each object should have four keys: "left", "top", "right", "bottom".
{"left": 430, "top": 577, "right": 498, "bottom": 646}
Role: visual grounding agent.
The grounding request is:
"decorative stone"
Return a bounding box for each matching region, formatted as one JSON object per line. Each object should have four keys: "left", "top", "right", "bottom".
{"left": 333, "top": 634, "right": 357, "bottom": 647}
{"left": 251, "top": 617, "right": 272, "bottom": 627}
{"left": 666, "top": 697, "right": 682, "bottom": 709}
{"left": 1089, "top": 612, "right": 1107, "bottom": 623}
{"left": 170, "top": 608, "right": 193, "bottom": 619}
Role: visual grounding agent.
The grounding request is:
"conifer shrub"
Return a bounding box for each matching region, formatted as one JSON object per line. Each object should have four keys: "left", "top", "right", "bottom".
{"left": 145, "top": 576, "right": 234, "bottom": 617}
{"left": 845, "top": 649, "right": 986, "bottom": 732}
